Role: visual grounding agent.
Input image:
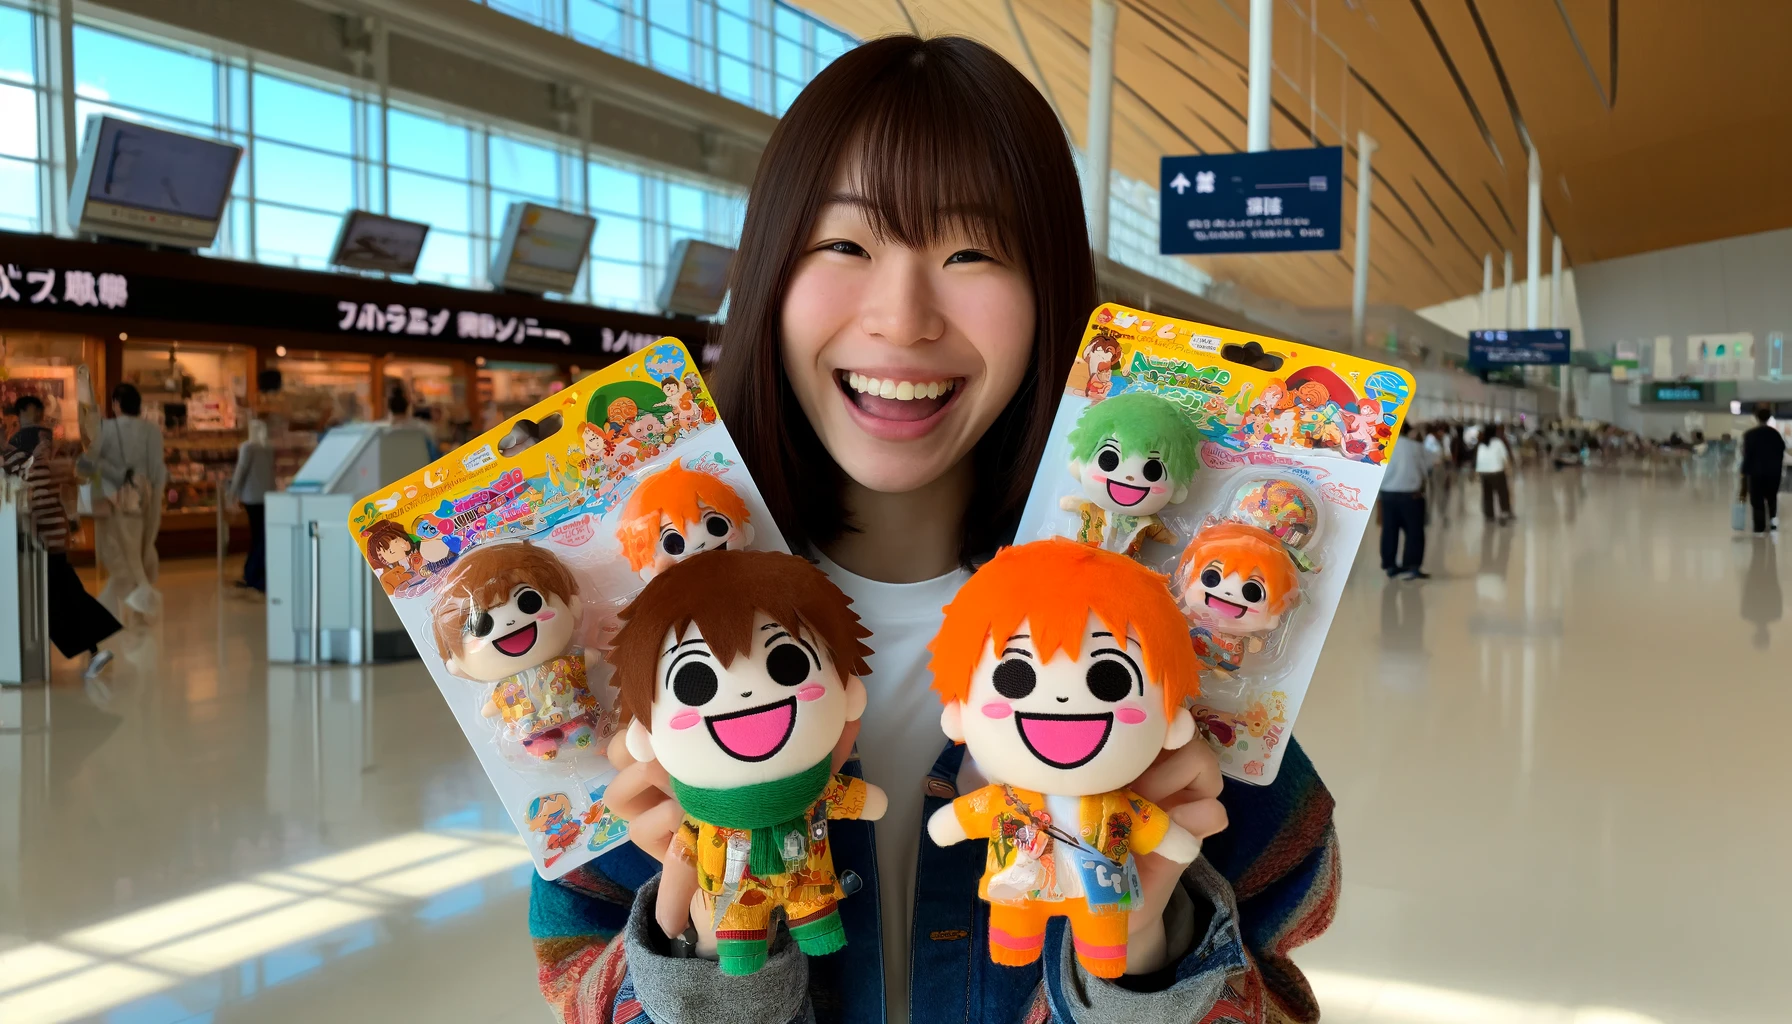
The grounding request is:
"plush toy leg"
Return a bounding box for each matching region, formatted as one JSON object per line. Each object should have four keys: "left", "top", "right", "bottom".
{"left": 986, "top": 902, "right": 1049, "bottom": 968}
{"left": 715, "top": 890, "right": 773, "bottom": 975}
{"left": 1064, "top": 899, "right": 1130, "bottom": 979}
{"left": 785, "top": 895, "right": 845, "bottom": 956}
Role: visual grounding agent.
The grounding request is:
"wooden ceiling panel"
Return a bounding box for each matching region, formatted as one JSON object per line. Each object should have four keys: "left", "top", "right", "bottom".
{"left": 792, "top": 0, "right": 1792, "bottom": 311}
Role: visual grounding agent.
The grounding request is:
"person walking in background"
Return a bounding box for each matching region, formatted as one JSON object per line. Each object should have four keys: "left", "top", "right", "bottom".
{"left": 1424, "top": 424, "right": 1454, "bottom": 521}
{"left": 1741, "top": 405, "right": 1786, "bottom": 536}
{"left": 1477, "top": 424, "right": 1515, "bottom": 524}
{"left": 5, "top": 406, "right": 122, "bottom": 678}
{"left": 83, "top": 382, "right": 167, "bottom": 622}
{"left": 229, "top": 418, "right": 275, "bottom": 592}
{"left": 1380, "top": 421, "right": 1432, "bottom": 579}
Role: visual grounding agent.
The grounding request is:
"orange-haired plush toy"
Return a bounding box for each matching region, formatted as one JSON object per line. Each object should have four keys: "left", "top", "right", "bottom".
{"left": 614, "top": 463, "right": 755, "bottom": 581}
{"left": 925, "top": 538, "right": 1203, "bottom": 979}
{"left": 1171, "top": 478, "right": 1319, "bottom": 678}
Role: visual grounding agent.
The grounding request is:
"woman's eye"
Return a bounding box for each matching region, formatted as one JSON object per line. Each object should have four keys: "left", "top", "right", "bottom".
{"left": 660, "top": 529, "right": 686, "bottom": 556}
{"left": 673, "top": 662, "right": 718, "bottom": 707}
{"left": 705, "top": 515, "right": 731, "bottom": 538}
{"left": 516, "top": 588, "right": 543, "bottom": 615}
{"left": 1200, "top": 568, "right": 1222, "bottom": 588}
{"left": 1142, "top": 458, "right": 1165, "bottom": 482}
{"left": 992, "top": 659, "right": 1036, "bottom": 699}
{"left": 945, "top": 249, "right": 991, "bottom": 265}
{"left": 1096, "top": 448, "right": 1121, "bottom": 473}
{"left": 825, "top": 240, "right": 869, "bottom": 257}
{"left": 1085, "top": 660, "right": 1132, "bottom": 702}
{"left": 471, "top": 611, "right": 495, "bottom": 638}
{"left": 1241, "top": 580, "right": 1266, "bottom": 604}
{"left": 766, "top": 644, "right": 811, "bottom": 686}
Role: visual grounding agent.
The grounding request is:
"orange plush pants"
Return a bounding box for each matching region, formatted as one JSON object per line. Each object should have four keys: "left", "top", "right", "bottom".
{"left": 987, "top": 898, "right": 1130, "bottom": 978}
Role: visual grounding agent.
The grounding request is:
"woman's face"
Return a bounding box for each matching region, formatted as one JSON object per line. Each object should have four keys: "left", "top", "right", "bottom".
{"left": 780, "top": 163, "right": 1036, "bottom": 495}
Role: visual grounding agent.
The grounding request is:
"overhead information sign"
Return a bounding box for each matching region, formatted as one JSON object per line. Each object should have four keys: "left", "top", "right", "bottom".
{"left": 1159, "top": 147, "right": 1343, "bottom": 255}
{"left": 1468, "top": 329, "right": 1572, "bottom": 367}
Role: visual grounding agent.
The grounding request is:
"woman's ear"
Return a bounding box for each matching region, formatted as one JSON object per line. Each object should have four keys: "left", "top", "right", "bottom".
{"left": 625, "top": 719, "right": 656, "bottom": 762}
{"left": 844, "top": 676, "right": 867, "bottom": 722}
{"left": 1164, "top": 706, "right": 1196, "bottom": 751}
{"left": 940, "top": 702, "right": 965, "bottom": 743}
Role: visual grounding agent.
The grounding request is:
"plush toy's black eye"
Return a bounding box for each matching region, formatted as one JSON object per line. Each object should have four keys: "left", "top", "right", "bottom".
{"left": 1085, "top": 660, "right": 1132, "bottom": 702}
{"left": 705, "top": 514, "right": 731, "bottom": 538}
{"left": 1200, "top": 568, "right": 1222, "bottom": 589}
{"left": 1241, "top": 580, "right": 1266, "bottom": 604}
{"left": 992, "top": 659, "right": 1036, "bottom": 699}
{"left": 673, "top": 663, "right": 718, "bottom": 706}
{"left": 1142, "top": 458, "right": 1164, "bottom": 482}
{"left": 516, "top": 588, "right": 543, "bottom": 614}
{"left": 766, "top": 644, "right": 811, "bottom": 686}
{"left": 660, "top": 530, "right": 686, "bottom": 556}
{"left": 1096, "top": 448, "right": 1120, "bottom": 473}
{"left": 471, "top": 611, "right": 495, "bottom": 638}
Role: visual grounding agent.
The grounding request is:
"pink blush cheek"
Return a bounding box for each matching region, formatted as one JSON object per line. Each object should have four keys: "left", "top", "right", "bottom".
{"left": 795, "top": 684, "right": 827, "bottom": 702}
{"left": 669, "top": 710, "right": 701, "bottom": 731}
{"left": 1116, "top": 704, "right": 1148, "bottom": 726}
{"left": 980, "top": 702, "right": 1013, "bottom": 719}
{"left": 536, "top": 610, "right": 556, "bottom": 621}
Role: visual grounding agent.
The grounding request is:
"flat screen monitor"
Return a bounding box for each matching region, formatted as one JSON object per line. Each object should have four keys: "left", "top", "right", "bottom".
{"left": 490, "top": 202, "right": 596, "bottom": 295}
{"left": 331, "top": 210, "right": 430, "bottom": 275}
{"left": 68, "top": 114, "right": 243, "bottom": 248}
{"left": 657, "top": 239, "right": 734, "bottom": 317}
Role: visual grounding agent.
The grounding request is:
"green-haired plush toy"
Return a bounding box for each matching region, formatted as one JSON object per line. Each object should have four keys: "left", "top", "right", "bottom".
{"left": 1058, "top": 391, "right": 1202, "bottom": 558}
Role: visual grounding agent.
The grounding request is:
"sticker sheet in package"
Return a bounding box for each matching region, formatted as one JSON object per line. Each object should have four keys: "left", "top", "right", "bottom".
{"left": 1013, "top": 304, "right": 1414, "bottom": 784}
{"left": 350, "top": 340, "right": 787, "bottom": 878}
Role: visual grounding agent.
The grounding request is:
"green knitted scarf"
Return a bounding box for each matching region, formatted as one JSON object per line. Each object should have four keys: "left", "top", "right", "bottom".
{"left": 670, "top": 756, "right": 831, "bottom": 878}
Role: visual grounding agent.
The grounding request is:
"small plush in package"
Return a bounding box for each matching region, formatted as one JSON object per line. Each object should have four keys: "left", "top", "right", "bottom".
{"left": 1014, "top": 304, "right": 1415, "bottom": 783}
{"left": 350, "top": 340, "right": 786, "bottom": 878}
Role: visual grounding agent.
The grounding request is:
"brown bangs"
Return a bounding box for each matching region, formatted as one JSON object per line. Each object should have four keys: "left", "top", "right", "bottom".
{"left": 711, "top": 35, "right": 1094, "bottom": 565}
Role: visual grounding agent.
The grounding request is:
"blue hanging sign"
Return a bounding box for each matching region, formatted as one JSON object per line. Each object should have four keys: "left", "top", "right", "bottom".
{"left": 1468, "top": 329, "right": 1572, "bottom": 367}
{"left": 1159, "top": 147, "right": 1344, "bottom": 256}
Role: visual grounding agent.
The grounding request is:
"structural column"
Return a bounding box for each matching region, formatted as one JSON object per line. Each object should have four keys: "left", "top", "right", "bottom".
{"left": 1351, "top": 131, "right": 1377, "bottom": 349}
{"left": 1503, "top": 250, "right": 1514, "bottom": 328}
{"left": 1084, "top": 0, "right": 1118, "bottom": 254}
{"left": 1247, "top": 0, "right": 1273, "bottom": 152}
{"left": 1526, "top": 146, "right": 1541, "bottom": 329}
{"left": 1553, "top": 233, "right": 1567, "bottom": 417}
{"left": 1481, "top": 253, "right": 1493, "bottom": 327}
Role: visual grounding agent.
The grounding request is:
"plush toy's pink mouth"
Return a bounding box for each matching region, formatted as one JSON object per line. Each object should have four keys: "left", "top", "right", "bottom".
{"left": 1105, "top": 480, "right": 1151, "bottom": 507}
{"left": 1204, "top": 594, "right": 1249, "bottom": 619}
{"left": 493, "top": 623, "right": 539, "bottom": 657}
{"left": 1015, "top": 712, "right": 1113, "bottom": 769}
{"left": 705, "top": 697, "right": 797, "bottom": 762}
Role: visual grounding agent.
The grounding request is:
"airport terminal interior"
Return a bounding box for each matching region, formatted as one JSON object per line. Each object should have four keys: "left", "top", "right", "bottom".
{"left": 3, "top": 2, "right": 1790, "bottom": 1023}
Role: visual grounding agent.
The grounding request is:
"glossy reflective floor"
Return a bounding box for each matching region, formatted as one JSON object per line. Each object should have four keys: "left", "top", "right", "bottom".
{"left": 1, "top": 466, "right": 1786, "bottom": 1023}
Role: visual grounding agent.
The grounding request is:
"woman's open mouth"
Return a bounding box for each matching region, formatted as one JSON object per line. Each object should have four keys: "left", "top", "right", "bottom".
{"left": 493, "top": 623, "right": 539, "bottom": 657}
{"left": 705, "top": 697, "right": 797, "bottom": 762}
{"left": 835, "top": 371, "right": 965, "bottom": 442}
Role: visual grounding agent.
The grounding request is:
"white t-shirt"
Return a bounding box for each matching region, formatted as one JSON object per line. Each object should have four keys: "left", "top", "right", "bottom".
{"left": 816, "top": 552, "right": 970, "bottom": 1023}
{"left": 1476, "top": 437, "right": 1510, "bottom": 473}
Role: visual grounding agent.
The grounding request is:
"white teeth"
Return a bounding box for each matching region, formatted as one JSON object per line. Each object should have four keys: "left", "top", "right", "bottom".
{"left": 844, "top": 373, "right": 959, "bottom": 400}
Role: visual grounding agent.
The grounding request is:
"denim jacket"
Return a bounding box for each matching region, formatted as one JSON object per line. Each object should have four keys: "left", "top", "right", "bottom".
{"left": 531, "top": 739, "right": 1338, "bottom": 1024}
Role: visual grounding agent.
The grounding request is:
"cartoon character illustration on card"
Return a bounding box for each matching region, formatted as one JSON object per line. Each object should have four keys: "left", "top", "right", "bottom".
{"left": 527, "top": 792, "right": 585, "bottom": 868}
{"left": 363, "top": 520, "right": 421, "bottom": 595}
{"left": 411, "top": 516, "right": 461, "bottom": 573}
{"left": 578, "top": 422, "right": 613, "bottom": 484}
{"left": 1059, "top": 391, "right": 1200, "bottom": 558}
{"left": 609, "top": 549, "right": 887, "bottom": 976}
{"left": 1342, "top": 400, "right": 1389, "bottom": 462}
{"left": 661, "top": 375, "right": 705, "bottom": 434}
{"left": 432, "top": 542, "right": 600, "bottom": 761}
{"left": 627, "top": 413, "right": 666, "bottom": 460}
{"left": 1172, "top": 478, "right": 1319, "bottom": 680}
{"left": 614, "top": 463, "right": 755, "bottom": 581}
{"left": 683, "top": 373, "right": 718, "bottom": 424}
{"left": 1080, "top": 331, "right": 1124, "bottom": 401}
{"left": 925, "top": 539, "right": 1204, "bottom": 979}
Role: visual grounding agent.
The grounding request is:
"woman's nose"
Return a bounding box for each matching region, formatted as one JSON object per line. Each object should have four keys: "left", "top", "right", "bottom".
{"left": 859, "top": 258, "right": 946, "bottom": 347}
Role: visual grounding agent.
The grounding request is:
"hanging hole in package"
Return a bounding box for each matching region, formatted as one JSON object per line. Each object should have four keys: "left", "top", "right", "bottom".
{"left": 350, "top": 341, "right": 787, "bottom": 878}
{"left": 1013, "top": 304, "right": 1414, "bottom": 784}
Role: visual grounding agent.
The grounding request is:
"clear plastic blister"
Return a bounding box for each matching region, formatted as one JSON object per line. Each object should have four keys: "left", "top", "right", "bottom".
{"left": 1014, "top": 304, "right": 1415, "bottom": 783}
{"left": 352, "top": 340, "right": 788, "bottom": 878}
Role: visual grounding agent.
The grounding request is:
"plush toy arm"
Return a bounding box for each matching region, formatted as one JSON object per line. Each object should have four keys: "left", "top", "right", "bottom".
{"left": 822, "top": 775, "right": 887, "bottom": 821}
{"left": 1150, "top": 821, "right": 1202, "bottom": 866}
{"left": 1059, "top": 494, "right": 1082, "bottom": 511}
{"left": 926, "top": 805, "right": 969, "bottom": 847}
{"left": 1145, "top": 520, "right": 1177, "bottom": 546}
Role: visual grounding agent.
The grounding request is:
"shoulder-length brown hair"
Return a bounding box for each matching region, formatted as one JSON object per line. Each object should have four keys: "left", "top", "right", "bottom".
{"left": 710, "top": 35, "right": 1094, "bottom": 565}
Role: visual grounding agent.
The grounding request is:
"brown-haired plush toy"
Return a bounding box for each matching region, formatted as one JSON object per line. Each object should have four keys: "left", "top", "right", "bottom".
{"left": 432, "top": 542, "right": 600, "bottom": 762}
{"left": 609, "top": 548, "right": 886, "bottom": 975}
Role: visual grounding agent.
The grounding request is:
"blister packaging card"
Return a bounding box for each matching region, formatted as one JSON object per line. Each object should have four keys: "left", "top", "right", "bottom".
{"left": 1013, "top": 304, "right": 1414, "bottom": 783}
{"left": 350, "top": 339, "right": 788, "bottom": 877}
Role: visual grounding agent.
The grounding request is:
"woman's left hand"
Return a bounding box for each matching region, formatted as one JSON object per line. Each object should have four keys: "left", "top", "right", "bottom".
{"left": 1122, "top": 737, "right": 1229, "bottom": 974}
